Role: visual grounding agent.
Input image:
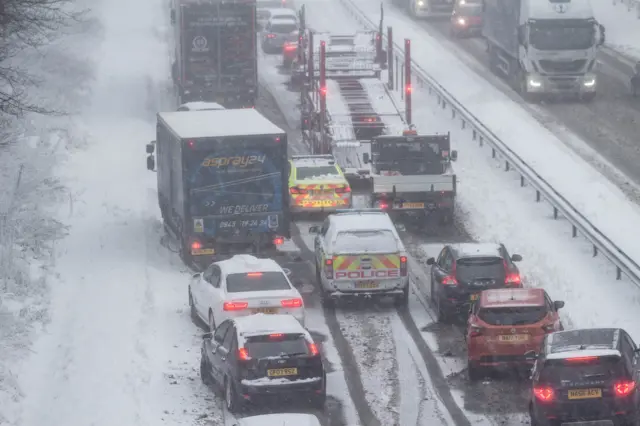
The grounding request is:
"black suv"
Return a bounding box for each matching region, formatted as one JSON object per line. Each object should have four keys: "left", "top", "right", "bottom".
{"left": 200, "top": 314, "right": 326, "bottom": 413}
{"left": 426, "top": 243, "right": 522, "bottom": 322}
{"left": 529, "top": 328, "right": 640, "bottom": 426}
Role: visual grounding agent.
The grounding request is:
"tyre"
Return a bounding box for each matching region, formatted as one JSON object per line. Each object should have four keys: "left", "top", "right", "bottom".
{"left": 225, "top": 377, "right": 242, "bottom": 413}
{"left": 189, "top": 288, "right": 198, "bottom": 323}
{"left": 468, "top": 362, "right": 483, "bottom": 381}
{"left": 395, "top": 285, "right": 409, "bottom": 307}
{"left": 208, "top": 310, "right": 216, "bottom": 332}
{"left": 435, "top": 290, "right": 449, "bottom": 323}
{"left": 200, "top": 356, "right": 211, "bottom": 386}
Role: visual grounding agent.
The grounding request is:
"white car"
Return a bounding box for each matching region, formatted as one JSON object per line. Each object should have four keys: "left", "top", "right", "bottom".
{"left": 234, "top": 413, "right": 321, "bottom": 426}
{"left": 257, "top": 7, "right": 298, "bottom": 30}
{"left": 189, "top": 254, "right": 305, "bottom": 331}
{"left": 177, "top": 101, "right": 225, "bottom": 111}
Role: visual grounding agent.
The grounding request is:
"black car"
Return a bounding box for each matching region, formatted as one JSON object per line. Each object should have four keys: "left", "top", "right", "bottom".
{"left": 426, "top": 243, "right": 522, "bottom": 321}
{"left": 529, "top": 328, "right": 640, "bottom": 426}
{"left": 200, "top": 314, "right": 326, "bottom": 413}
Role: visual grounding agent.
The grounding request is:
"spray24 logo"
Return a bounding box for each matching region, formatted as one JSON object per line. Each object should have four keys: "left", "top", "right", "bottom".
{"left": 202, "top": 155, "right": 266, "bottom": 168}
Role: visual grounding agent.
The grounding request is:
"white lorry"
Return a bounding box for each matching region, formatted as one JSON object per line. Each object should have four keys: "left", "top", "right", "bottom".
{"left": 482, "top": 0, "right": 605, "bottom": 102}
{"left": 396, "top": 0, "right": 454, "bottom": 18}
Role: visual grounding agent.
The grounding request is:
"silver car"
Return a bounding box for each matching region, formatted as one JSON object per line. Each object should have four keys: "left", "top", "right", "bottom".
{"left": 257, "top": 8, "right": 298, "bottom": 31}
{"left": 261, "top": 19, "right": 299, "bottom": 54}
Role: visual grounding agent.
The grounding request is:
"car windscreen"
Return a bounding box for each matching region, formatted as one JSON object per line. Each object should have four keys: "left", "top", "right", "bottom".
{"left": 270, "top": 22, "right": 297, "bottom": 33}
{"left": 296, "top": 165, "right": 339, "bottom": 180}
{"left": 457, "top": 4, "right": 482, "bottom": 15}
{"left": 226, "top": 271, "right": 290, "bottom": 293}
{"left": 257, "top": 9, "right": 271, "bottom": 19}
{"left": 334, "top": 230, "right": 398, "bottom": 254}
{"left": 271, "top": 14, "right": 296, "bottom": 21}
{"left": 245, "top": 334, "right": 309, "bottom": 358}
{"left": 540, "top": 356, "right": 625, "bottom": 383}
{"left": 478, "top": 306, "right": 547, "bottom": 326}
{"left": 456, "top": 257, "right": 505, "bottom": 281}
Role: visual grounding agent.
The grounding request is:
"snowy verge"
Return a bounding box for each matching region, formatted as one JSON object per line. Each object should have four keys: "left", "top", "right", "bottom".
{"left": 593, "top": 0, "right": 640, "bottom": 60}
{"left": 339, "top": 0, "right": 640, "bottom": 285}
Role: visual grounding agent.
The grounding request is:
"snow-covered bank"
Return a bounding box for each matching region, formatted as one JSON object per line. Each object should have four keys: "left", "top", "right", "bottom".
{"left": 593, "top": 0, "right": 640, "bottom": 60}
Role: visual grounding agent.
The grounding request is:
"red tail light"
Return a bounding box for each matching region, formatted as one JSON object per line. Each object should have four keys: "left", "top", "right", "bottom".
{"left": 191, "top": 241, "right": 202, "bottom": 250}
{"left": 267, "top": 33, "right": 276, "bottom": 38}
{"left": 273, "top": 237, "right": 284, "bottom": 245}
{"left": 442, "top": 275, "right": 458, "bottom": 285}
{"left": 324, "top": 258, "right": 333, "bottom": 279}
{"left": 309, "top": 343, "right": 319, "bottom": 356}
{"left": 290, "top": 186, "right": 308, "bottom": 194}
{"left": 238, "top": 348, "right": 251, "bottom": 360}
{"left": 379, "top": 202, "right": 389, "bottom": 209}
{"left": 281, "top": 298, "right": 302, "bottom": 308}
{"left": 564, "top": 356, "right": 599, "bottom": 363}
{"left": 362, "top": 117, "right": 378, "bottom": 122}
{"left": 335, "top": 186, "right": 351, "bottom": 194}
{"left": 614, "top": 380, "right": 636, "bottom": 397}
{"left": 320, "top": 86, "right": 327, "bottom": 96}
{"left": 533, "top": 386, "right": 554, "bottom": 402}
{"left": 469, "top": 325, "right": 483, "bottom": 338}
{"left": 246, "top": 272, "right": 262, "bottom": 277}
{"left": 400, "top": 256, "right": 408, "bottom": 277}
{"left": 505, "top": 273, "right": 521, "bottom": 286}
{"left": 269, "top": 333, "right": 284, "bottom": 339}
{"left": 223, "top": 301, "right": 248, "bottom": 311}
{"left": 284, "top": 44, "right": 296, "bottom": 51}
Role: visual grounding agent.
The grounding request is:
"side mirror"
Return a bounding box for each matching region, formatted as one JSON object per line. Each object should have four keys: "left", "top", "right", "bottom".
{"left": 170, "top": 9, "right": 176, "bottom": 24}
{"left": 202, "top": 332, "right": 213, "bottom": 340}
{"left": 553, "top": 300, "right": 565, "bottom": 311}
{"left": 192, "top": 272, "right": 202, "bottom": 279}
{"left": 146, "top": 142, "right": 155, "bottom": 154}
{"left": 426, "top": 257, "right": 435, "bottom": 265}
{"left": 524, "top": 350, "right": 538, "bottom": 361}
{"left": 363, "top": 152, "right": 370, "bottom": 164}
{"left": 147, "top": 155, "right": 155, "bottom": 171}
{"left": 308, "top": 225, "right": 320, "bottom": 233}
{"left": 450, "top": 150, "right": 458, "bottom": 161}
{"left": 598, "top": 24, "right": 605, "bottom": 45}
{"left": 511, "top": 254, "right": 522, "bottom": 262}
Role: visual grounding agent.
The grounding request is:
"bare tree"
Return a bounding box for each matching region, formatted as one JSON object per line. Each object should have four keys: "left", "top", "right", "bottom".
{"left": 0, "top": 0, "right": 85, "bottom": 117}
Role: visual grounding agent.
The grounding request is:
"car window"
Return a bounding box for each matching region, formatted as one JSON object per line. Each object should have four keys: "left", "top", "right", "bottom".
{"left": 225, "top": 271, "right": 291, "bottom": 292}
{"left": 270, "top": 22, "right": 298, "bottom": 33}
{"left": 456, "top": 257, "right": 505, "bottom": 281}
{"left": 320, "top": 218, "right": 330, "bottom": 236}
{"left": 210, "top": 267, "right": 221, "bottom": 287}
{"left": 222, "top": 325, "right": 235, "bottom": 351}
{"left": 244, "top": 333, "right": 310, "bottom": 358}
{"left": 272, "top": 14, "right": 296, "bottom": 21}
{"left": 296, "top": 165, "right": 339, "bottom": 180}
{"left": 214, "top": 321, "right": 231, "bottom": 343}
{"left": 439, "top": 249, "right": 453, "bottom": 270}
{"left": 333, "top": 230, "right": 399, "bottom": 254}
{"left": 478, "top": 305, "right": 548, "bottom": 326}
{"left": 540, "top": 356, "right": 626, "bottom": 383}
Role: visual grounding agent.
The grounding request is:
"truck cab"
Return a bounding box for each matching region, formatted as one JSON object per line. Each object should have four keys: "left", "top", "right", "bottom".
{"left": 363, "top": 132, "right": 457, "bottom": 225}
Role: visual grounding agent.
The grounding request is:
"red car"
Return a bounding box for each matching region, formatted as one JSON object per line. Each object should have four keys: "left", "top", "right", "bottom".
{"left": 450, "top": 1, "right": 483, "bottom": 38}
{"left": 466, "top": 288, "right": 564, "bottom": 380}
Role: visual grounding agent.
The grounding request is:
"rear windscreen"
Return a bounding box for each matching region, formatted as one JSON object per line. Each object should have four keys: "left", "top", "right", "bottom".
{"left": 271, "top": 22, "right": 297, "bottom": 33}
{"left": 226, "top": 271, "right": 290, "bottom": 292}
{"left": 478, "top": 306, "right": 548, "bottom": 326}
{"left": 334, "top": 230, "right": 398, "bottom": 254}
{"left": 540, "top": 356, "right": 625, "bottom": 383}
{"left": 245, "top": 334, "right": 309, "bottom": 358}
{"left": 456, "top": 257, "right": 505, "bottom": 281}
{"left": 296, "top": 166, "right": 339, "bottom": 180}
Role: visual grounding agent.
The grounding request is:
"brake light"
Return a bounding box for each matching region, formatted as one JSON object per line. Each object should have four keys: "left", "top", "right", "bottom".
{"left": 335, "top": 186, "right": 351, "bottom": 194}
{"left": 273, "top": 237, "right": 284, "bottom": 245}
{"left": 191, "top": 241, "right": 202, "bottom": 250}
{"left": 281, "top": 298, "right": 302, "bottom": 308}
{"left": 309, "top": 343, "right": 319, "bottom": 356}
{"left": 363, "top": 117, "right": 377, "bottom": 122}
{"left": 442, "top": 275, "right": 458, "bottom": 285}
{"left": 269, "top": 333, "right": 284, "bottom": 339}
{"left": 505, "top": 273, "right": 521, "bottom": 286}
{"left": 267, "top": 33, "right": 276, "bottom": 38}
{"left": 324, "top": 258, "right": 333, "bottom": 279}
{"left": 223, "top": 301, "right": 248, "bottom": 311}
{"left": 533, "top": 386, "right": 554, "bottom": 402}
{"left": 284, "top": 44, "right": 296, "bottom": 51}
{"left": 290, "top": 186, "right": 308, "bottom": 194}
{"left": 379, "top": 202, "right": 389, "bottom": 209}
{"left": 614, "top": 380, "right": 636, "bottom": 397}
{"left": 564, "top": 356, "right": 599, "bottom": 363}
{"left": 238, "top": 348, "right": 251, "bottom": 360}
{"left": 469, "top": 325, "right": 483, "bottom": 338}
{"left": 400, "top": 256, "right": 408, "bottom": 277}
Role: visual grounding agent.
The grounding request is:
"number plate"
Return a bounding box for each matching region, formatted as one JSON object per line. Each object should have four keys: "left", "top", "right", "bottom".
{"left": 191, "top": 248, "right": 215, "bottom": 255}
{"left": 267, "top": 368, "right": 298, "bottom": 377}
{"left": 355, "top": 281, "right": 379, "bottom": 289}
{"left": 311, "top": 199, "right": 337, "bottom": 207}
{"left": 253, "top": 308, "right": 278, "bottom": 314}
{"left": 568, "top": 388, "right": 602, "bottom": 400}
{"left": 498, "top": 334, "right": 529, "bottom": 342}
{"left": 402, "top": 202, "right": 425, "bottom": 209}
{"left": 469, "top": 294, "right": 479, "bottom": 301}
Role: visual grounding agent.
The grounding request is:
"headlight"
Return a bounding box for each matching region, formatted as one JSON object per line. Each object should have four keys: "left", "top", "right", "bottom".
{"left": 418, "top": 0, "right": 424, "bottom": 5}
{"left": 457, "top": 17, "right": 466, "bottom": 25}
{"left": 528, "top": 79, "right": 542, "bottom": 88}
{"left": 583, "top": 78, "right": 596, "bottom": 87}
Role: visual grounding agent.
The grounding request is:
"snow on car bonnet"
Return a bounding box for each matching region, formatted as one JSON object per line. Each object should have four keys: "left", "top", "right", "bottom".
{"left": 333, "top": 229, "right": 399, "bottom": 254}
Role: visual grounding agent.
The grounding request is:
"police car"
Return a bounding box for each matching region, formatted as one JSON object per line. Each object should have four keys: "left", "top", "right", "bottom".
{"left": 288, "top": 154, "right": 352, "bottom": 216}
{"left": 189, "top": 255, "right": 305, "bottom": 331}
{"left": 308, "top": 209, "right": 409, "bottom": 306}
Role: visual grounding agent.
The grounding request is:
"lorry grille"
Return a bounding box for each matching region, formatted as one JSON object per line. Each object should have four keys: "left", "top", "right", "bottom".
{"left": 538, "top": 59, "right": 587, "bottom": 73}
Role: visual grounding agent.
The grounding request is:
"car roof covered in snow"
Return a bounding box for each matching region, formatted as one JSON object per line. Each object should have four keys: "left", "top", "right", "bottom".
{"left": 216, "top": 255, "right": 284, "bottom": 276}
{"left": 260, "top": 7, "right": 297, "bottom": 16}
{"left": 238, "top": 413, "right": 321, "bottom": 426}
{"left": 480, "top": 288, "right": 545, "bottom": 308}
{"left": 158, "top": 109, "right": 284, "bottom": 139}
{"left": 451, "top": 243, "right": 502, "bottom": 258}
{"left": 233, "top": 313, "right": 310, "bottom": 342}
{"left": 290, "top": 154, "right": 336, "bottom": 167}
{"left": 177, "top": 101, "right": 224, "bottom": 111}
{"left": 545, "top": 328, "right": 621, "bottom": 359}
{"left": 330, "top": 210, "right": 395, "bottom": 232}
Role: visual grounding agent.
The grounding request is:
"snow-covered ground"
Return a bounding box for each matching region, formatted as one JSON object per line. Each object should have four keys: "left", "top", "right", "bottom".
{"left": 593, "top": 0, "right": 640, "bottom": 60}
{"left": 343, "top": 0, "right": 640, "bottom": 275}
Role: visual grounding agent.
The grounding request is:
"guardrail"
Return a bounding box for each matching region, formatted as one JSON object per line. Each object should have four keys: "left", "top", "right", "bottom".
{"left": 338, "top": 0, "right": 640, "bottom": 287}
